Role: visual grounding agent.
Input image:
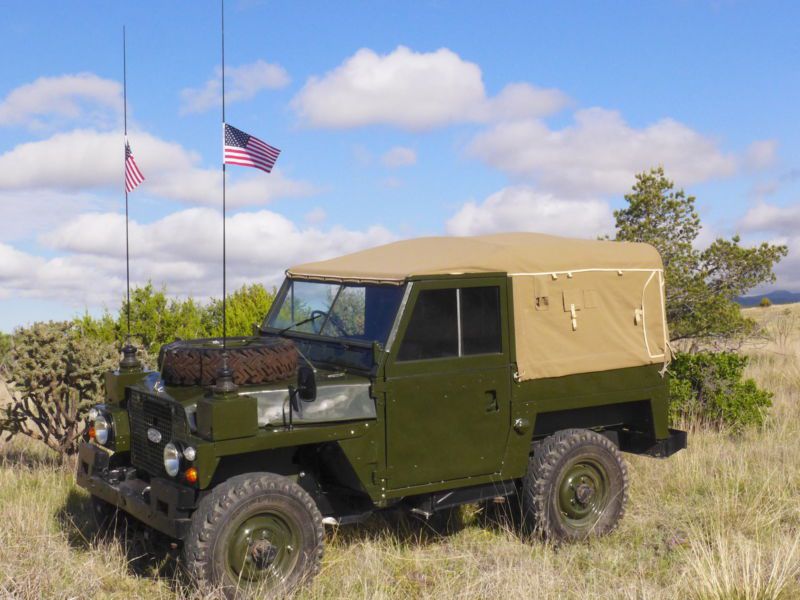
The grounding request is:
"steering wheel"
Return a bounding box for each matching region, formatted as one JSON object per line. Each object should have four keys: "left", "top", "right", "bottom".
{"left": 309, "top": 310, "right": 349, "bottom": 336}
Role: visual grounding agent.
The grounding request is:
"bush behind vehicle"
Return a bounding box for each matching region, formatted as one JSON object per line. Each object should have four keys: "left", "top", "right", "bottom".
{"left": 668, "top": 351, "right": 772, "bottom": 431}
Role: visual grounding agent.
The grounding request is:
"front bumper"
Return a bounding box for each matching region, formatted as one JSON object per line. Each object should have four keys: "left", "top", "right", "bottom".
{"left": 76, "top": 442, "right": 196, "bottom": 539}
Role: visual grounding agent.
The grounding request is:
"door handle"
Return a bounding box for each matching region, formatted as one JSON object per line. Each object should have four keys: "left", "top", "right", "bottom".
{"left": 485, "top": 390, "right": 499, "bottom": 412}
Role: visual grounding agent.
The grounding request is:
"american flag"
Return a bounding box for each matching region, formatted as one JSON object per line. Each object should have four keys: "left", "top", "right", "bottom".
{"left": 125, "top": 141, "right": 145, "bottom": 193}
{"left": 223, "top": 123, "right": 280, "bottom": 173}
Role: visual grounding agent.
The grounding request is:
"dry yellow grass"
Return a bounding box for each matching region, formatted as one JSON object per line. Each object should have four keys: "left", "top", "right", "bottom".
{"left": 1, "top": 306, "right": 798, "bottom": 599}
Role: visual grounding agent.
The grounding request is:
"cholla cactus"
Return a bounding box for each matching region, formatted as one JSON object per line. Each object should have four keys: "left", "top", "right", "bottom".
{"left": 0, "top": 321, "right": 118, "bottom": 457}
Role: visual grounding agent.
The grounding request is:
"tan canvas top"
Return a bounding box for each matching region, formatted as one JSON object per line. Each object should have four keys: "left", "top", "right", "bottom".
{"left": 288, "top": 233, "right": 668, "bottom": 382}
{"left": 287, "top": 233, "right": 663, "bottom": 281}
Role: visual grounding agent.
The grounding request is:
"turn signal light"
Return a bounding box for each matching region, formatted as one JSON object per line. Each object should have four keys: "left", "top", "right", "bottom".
{"left": 184, "top": 467, "right": 198, "bottom": 484}
{"left": 88, "top": 426, "right": 96, "bottom": 440}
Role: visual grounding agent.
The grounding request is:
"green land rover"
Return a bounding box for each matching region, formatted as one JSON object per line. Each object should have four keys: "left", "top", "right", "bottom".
{"left": 77, "top": 233, "right": 686, "bottom": 596}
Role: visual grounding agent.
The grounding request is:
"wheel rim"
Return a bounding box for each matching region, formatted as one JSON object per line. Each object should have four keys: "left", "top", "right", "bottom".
{"left": 226, "top": 510, "right": 301, "bottom": 586}
{"left": 556, "top": 458, "right": 610, "bottom": 530}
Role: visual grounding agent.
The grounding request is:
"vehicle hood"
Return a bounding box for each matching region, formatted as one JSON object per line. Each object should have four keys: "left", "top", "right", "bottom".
{"left": 143, "top": 369, "right": 375, "bottom": 430}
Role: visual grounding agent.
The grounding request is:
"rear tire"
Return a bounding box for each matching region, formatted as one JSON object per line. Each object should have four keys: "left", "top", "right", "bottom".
{"left": 182, "top": 473, "right": 323, "bottom": 599}
{"left": 522, "top": 429, "right": 628, "bottom": 541}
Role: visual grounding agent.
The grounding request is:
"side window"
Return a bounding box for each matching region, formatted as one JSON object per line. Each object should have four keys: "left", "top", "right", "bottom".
{"left": 397, "top": 289, "right": 458, "bottom": 360}
{"left": 461, "top": 286, "right": 502, "bottom": 355}
{"left": 397, "top": 285, "right": 502, "bottom": 361}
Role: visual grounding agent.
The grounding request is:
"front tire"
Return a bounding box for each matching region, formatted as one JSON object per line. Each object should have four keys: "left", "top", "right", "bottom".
{"left": 183, "top": 473, "right": 324, "bottom": 598}
{"left": 522, "top": 429, "right": 628, "bottom": 541}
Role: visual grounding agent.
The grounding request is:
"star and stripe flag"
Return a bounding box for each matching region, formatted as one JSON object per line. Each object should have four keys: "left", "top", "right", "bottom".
{"left": 223, "top": 123, "right": 281, "bottom": 173}
{"left": 124, "top": 141, "right": 145, "bottom": 193}
{"left": 122, "top": 124, "right": 279, "bottom": 194}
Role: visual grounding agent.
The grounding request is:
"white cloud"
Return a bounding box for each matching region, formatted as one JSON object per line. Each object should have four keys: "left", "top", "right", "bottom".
{"left": 0, "top": 190, "right": 110, "bottom": 242}
{"left": 739, "top": 201, "right": 800, "bottom": 235}
{"left": 292, "top": 46, "right": 568, "bottom": 130}
{"left": 468, "top": 108, "right": 738, "bottom": 197}
{"left": 0, "top": 208, "right": 395, "bottom": 306}
{"left": 773, "top": 241, "right": 800, "bottom": 290}
{"left": 744, "top": 139, "right": 778, "bottom": 170}
{"left": 0, "top": 128, "right": 315, "bottom": 207}
{"left": 484, "top": 82, "right": 570, "bottom": 122}
{"left": 0, "top": 129, "right": 191, "bottom": 191}
{"left": 0, "top": 243, "right": 44, "bottom": 282}
{"left": 180, "top": 60, "right": 290, "bottom": 114}
{"left": 381, "top": 146, "right": 417, "bottom": 168}
{"left": 446, "top": 185, "right": 614, "bottom": 238}
{"left": 738, "top": 201, "right": 800, "bottom": 291}
{"left": 0, "top": 73, "right": 122, "bottom": 130}
{"left": 304, "top": 207, "right": 326, "bottom": 224}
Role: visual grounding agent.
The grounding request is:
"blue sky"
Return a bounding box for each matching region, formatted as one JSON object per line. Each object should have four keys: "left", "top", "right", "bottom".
{"left": 0, "top": 1, "right": 797, "bottom": 331}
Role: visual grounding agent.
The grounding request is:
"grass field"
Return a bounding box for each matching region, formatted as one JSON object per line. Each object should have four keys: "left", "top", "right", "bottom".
{"left": 1, "top": 305, "right": 798, "bottom": 599}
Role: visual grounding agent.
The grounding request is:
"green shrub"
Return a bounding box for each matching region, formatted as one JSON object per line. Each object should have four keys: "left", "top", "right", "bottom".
{"left": 668, "top": 351, "right": 772, "bottom": 431}
{"left": 0, "top": 321, "right": 118, "bottom": 457}
{"left": 77, "top": 282, "right": 277, "bottom": 357}
{"left": 204, "top": 283, "right": 277, "bottom": 338}
{"left": 759, "top": 297, "right": 772, "bottom": 307}
{"left": 0, "top": 331, "right": 10, "bottom": 364}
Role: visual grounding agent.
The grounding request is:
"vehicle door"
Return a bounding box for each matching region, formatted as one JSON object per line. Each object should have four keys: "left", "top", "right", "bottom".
{"left": 383, "top": 277, "right": 512, "bottom": 489}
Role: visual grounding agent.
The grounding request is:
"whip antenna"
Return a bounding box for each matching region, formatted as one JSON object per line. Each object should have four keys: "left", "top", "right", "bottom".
{"left": 124, "top": 26, "right": 131, "bottom": 339}
{"left": 214, "top": 0, "right": 237, "bottom": 392}
{"left": 120, "top": 25, "right": 140, "bottom": 369}
{"left": 221, "top": 0, "right": 227, "bottom": 347}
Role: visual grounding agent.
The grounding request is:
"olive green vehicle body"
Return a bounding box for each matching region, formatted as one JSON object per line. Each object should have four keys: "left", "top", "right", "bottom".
{"left": 77, "top": 272, "right": 683, "bottom": 540}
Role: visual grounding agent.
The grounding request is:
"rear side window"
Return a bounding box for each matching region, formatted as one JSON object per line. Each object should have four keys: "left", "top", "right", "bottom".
{"left": 461, "top": 286, "right": 502, "bottom": 355}
{"left": 397, "top": 286, "right": 502, "bottom": 361}
{"left": 397, "top": 289, "right": 458, "bottom": 360}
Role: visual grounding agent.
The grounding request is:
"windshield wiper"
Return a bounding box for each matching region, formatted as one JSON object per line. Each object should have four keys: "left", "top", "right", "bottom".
{"left": 276, "top": 313, "right": 324, "bottom": 336}
{"left": 268, "top": 316, "right": 322, "bottom": 373}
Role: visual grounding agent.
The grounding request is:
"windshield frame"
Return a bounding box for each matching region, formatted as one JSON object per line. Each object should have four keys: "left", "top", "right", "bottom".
{"left": 261, "top": 277, "right": 406, "bottom": 350}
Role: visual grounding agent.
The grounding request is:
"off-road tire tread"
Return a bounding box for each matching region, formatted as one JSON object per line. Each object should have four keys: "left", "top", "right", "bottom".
{"left": 524, "top": 428, "right": 629, "bottom": 541}
{"left": 160, "top": 337, "right": 298, "bottom": 386}
{"left": 182, "top": 472, "right": 324, "bottom": 597}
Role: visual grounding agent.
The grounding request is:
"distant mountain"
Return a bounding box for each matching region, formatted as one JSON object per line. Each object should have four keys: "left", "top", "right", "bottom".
{"left": 737, "top": 290, "right": 800, "bottom": 307}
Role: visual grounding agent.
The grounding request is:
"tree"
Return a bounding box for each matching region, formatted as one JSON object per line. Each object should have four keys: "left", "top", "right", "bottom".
{"left": 614, "top": 167, "right": 787, "bottom": 344}
{"left": 0, "top": 322, "right": 118, "bottom": 457}
{"left": 205, "top": 283, "right": 277, "bottom": 338}
{"left": 759, "top": 297, "right": 772, "bottom": 308}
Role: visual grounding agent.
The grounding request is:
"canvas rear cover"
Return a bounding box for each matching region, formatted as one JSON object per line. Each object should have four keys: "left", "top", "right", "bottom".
{"left": 511, "top": 269, "right": 667, "bottom": 380}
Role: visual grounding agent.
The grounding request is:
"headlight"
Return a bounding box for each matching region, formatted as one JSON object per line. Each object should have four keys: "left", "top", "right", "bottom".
{"left": 94, "top": 413, "right": 111, "bottom": 446}
{"left": 183, "top": 446, "right": 196, "bottom": 461}
{"left": 163, "top": 442, "right": 181, "bottom": 477}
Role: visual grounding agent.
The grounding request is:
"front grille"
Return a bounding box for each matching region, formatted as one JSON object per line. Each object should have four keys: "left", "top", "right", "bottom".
{"left": 128, "top": 389, "right": 174, "bottom": 476}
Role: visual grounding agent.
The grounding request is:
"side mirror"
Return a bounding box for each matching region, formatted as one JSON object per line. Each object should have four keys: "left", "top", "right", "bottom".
{"left": 297, "top": 365, "right": 316, "bottom": 401}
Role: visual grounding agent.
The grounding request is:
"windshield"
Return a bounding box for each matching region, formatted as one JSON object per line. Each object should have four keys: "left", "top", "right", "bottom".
{"left": 265, "top": 279, "right": 405, "bottom": 345}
